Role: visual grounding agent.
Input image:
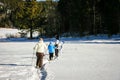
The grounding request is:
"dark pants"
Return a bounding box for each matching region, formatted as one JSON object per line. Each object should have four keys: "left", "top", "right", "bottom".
{"left": 49, "top": 53, "right": 54, "bottom": 60}
{"left": 36, "top": 52, "right": 44, "bottom": 68}
{"left": 55, "top": 49, "right": 59, "bottom": 57}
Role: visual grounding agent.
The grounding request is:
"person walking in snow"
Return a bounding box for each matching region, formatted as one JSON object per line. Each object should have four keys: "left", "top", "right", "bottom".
{"left": 48, "top": 41, "right": 55, "bottom": 60}
{"left": 34, "top": 38, "right": 47, "bottom": 68}
{"left": 54, "top": 40, "right": 59, "bottom": 58}
{"left": 55, "top": 34, "right": 59, "bottom": 40}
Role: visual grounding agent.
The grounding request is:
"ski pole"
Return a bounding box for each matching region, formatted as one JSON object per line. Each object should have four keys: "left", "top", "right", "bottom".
{"left": 31, "top": 49, "right": 35, "bottom": 66}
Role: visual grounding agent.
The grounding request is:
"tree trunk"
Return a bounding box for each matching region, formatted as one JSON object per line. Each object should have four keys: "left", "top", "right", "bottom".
{"left": 30, "top": 26, "right": 33, "bottom": 39}
{"left": 30, "top": 19, "right": 33, "bottom": 39}
{"left": 93, "top": 5, "right": 96, "bottom": 35}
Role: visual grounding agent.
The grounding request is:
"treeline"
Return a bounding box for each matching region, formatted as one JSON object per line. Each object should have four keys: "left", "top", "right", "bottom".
{"left": 58, "top": 0, "right": 120, "bottom": 36}
{"left": 0, "top": 0, "right": 120, "bottom": 38}
{"left": 0, "top": 0, "right": 59, "bottom": 38}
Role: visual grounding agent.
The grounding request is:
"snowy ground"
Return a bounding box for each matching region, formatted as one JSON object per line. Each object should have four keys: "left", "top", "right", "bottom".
{"left": 46, "top": 43, "right": 120, "bottom": 80}
{"left": 0, "top": 28, "right": 120, "bottom": 80}
{"left": 0, "top": 41, "right": 120, "bottom": 80}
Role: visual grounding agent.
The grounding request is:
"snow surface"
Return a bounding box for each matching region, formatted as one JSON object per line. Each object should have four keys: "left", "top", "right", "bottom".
{"left": 0, "top": 28, "right": 120, "bottom": 80}
{"left": 0, "top": 41, "right": 120, "bottom": 80}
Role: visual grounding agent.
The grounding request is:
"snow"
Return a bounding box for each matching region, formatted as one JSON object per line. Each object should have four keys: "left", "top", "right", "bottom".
{"left": 0, "top": 40, "right": 120, "bottom": 80}
{"left": 0, "top": 28, "right": 120, "bottom": 80}
{"left": 46, "top": 44, "right": 120, "bottom": 80}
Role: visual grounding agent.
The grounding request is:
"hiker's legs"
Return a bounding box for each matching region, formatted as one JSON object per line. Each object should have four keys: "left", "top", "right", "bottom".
{"left": 36, "top": 52, "right": 44, "bottom": 68}
{"left": 49, "top": 53, "right": 53, "bottom": 60}
{"left": 55, "top": 49, "right": 59, "bottom": 57}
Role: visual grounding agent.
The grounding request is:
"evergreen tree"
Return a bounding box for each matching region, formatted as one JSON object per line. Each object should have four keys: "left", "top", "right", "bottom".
{"left": 11, "top": 1, "right": 45, "bottom": 39}
{"left": 98, "top": 0, "right": 120, "bottom": 35}
{"left": 44, "top": 0, "right": 60, "bottom": 37}
{"left": 58, "top": 0, "right": 120, "bottom": 36}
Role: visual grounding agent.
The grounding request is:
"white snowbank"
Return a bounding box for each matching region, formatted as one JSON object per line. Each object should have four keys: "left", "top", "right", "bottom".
{"left": 0, "top": 28, "right": 20, "bottom": 38}
{"left": 0, "top": 28, "right": 120, "bottom": 44}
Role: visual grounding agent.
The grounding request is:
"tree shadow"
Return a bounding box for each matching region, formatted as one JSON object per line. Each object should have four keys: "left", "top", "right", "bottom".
{"left": 0, "top": 63, "right": 31, "bottom": 66}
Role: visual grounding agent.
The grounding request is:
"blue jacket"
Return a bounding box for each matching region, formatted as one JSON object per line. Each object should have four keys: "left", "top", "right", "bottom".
{"left": 48, "top": 42, "right": 55, "bottom": 53}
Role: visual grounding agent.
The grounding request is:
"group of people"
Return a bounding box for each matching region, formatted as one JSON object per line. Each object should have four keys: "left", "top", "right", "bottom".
{"left": 48, "top": 40, "right": 59, "bottom": 60}
{"left": 33, "top": 38, "right": 61, "bottom": 69}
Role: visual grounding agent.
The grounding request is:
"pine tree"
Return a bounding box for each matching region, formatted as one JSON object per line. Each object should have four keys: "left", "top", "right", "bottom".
{"left": 12, "top": 1, "right": 45, "bottom": 39}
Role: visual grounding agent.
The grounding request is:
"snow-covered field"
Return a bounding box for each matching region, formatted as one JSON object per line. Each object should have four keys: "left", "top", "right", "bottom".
{"left": 46, "top": 43, "right": 120, "bottom": 80}
{"left": 0, "top": 28, "right": 120, "bottom": 80}
{"left": 0, "top": 41, "right": 120, "bottom": 80}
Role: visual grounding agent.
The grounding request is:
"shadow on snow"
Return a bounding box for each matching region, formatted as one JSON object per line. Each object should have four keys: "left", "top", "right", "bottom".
{"left": 0, "top": 63, "right": 31, "bottom": 66}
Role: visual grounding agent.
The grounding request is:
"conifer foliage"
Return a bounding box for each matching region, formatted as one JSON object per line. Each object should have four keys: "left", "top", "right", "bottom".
{"left": 57, "top": 0, "right": 120, "bottom": 36}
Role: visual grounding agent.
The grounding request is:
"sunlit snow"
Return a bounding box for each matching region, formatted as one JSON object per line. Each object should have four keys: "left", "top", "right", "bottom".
{"left": 0, "top": 28, "right": 120, "bottom": 80}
